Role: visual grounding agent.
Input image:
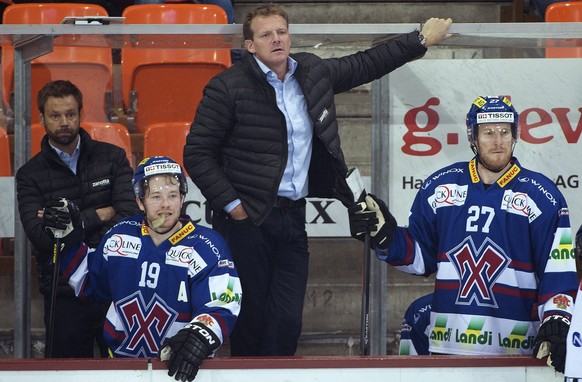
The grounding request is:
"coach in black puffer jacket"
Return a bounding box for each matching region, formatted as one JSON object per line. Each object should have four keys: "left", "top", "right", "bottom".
{"left": 183, "top": 3, "right": 452, "bottom": 357}
{"left": 185, "top": 32, "right": 428, "bottom": 224}
{"left": 17, "top": 129, "right": 138, "bottom": 295}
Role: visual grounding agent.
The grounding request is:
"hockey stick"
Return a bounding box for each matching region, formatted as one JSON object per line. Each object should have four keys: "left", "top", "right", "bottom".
{"left": 46, "top": 236, "right": 61, "bottom": 358}
{"left": 345, "top": 167, "right": 371, "bottom": 356}
{"left": 360, "top": 232, "right": 371, "bottom": 355}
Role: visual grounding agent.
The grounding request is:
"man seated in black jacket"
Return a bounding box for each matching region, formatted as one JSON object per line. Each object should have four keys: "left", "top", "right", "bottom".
{"left": 15, "top": 80, "right": 139, "bottom": 358}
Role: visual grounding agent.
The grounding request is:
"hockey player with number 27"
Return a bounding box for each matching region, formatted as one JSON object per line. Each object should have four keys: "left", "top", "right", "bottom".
{"left": 42, "top": 156, "right": 241, "bottom": 382}
{"left": 349, "top": 96, "right": 578, "bottom": 372}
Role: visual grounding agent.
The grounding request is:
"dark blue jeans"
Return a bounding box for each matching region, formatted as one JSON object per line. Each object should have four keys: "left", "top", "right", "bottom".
{"left": 213, "top": 204, "right": 309, "bottom": 356}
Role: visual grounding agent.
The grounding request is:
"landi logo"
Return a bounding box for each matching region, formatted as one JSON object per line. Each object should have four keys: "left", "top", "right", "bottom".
{"left": 499, "top": 323, "right": 534, "bottom": 350}
{"left": 549, "top": 230, "right": 575, "bottom": 260}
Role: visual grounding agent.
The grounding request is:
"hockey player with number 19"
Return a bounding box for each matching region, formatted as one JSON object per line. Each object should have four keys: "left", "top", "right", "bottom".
{"left": 43, "top": 156, "right": 241, "bottom": 382}
{"left": 349, "top": 96, "right": 578, "bottom": 372}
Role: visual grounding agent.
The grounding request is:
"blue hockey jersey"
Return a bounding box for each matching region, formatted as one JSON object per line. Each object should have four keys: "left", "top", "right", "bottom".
{"left": 60, "top": 215, "right": 241, "bottom": 358}
{"left": 379, "top": 158, "right": 578, "bottom": 355}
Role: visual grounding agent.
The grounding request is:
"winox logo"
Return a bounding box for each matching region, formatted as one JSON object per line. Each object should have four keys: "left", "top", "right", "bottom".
{"left": 447, "top": 236, "right": 510, "bottom": 307}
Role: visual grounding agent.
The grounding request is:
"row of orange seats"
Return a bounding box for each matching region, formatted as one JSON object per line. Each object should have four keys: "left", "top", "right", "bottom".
{"left": 0, "top": 120, "right": 190, "bottom": 175}
{"left": 1, "top": 2, "right": 231, "bottom": 134}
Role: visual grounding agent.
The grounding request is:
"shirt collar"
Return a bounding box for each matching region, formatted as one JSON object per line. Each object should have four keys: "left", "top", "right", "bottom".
{"left": 49, "top": 135, "right": 81, "bottom": 157}
{"left": 253, "top": 54, "right": 298, "bottom": 79}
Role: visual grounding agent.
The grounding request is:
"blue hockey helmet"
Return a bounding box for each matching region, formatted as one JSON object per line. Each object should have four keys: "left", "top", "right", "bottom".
{"left": 466, "top": 96, "right": 519, "bottom": 149}
{"left": 132, "top": 156, "right": 188, "bottom": 198}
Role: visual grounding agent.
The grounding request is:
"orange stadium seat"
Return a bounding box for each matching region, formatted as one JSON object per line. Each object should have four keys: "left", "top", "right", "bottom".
{"left": 2, "top": 3, "right": 113, "bottom": 126}
{"left": 82, "top": 122, "right": 134, "bottom": 168}
{"left": 545, "top": 1, "right": 582, "bottom": 57}
{"left": 121, "top": 4, "right": 231, "bottom": 133}
{"left": 0, "top": 127, "right": 10, "bottom": 176}
{"left": 143, "top": 122, "right": 190, "bottom": 169}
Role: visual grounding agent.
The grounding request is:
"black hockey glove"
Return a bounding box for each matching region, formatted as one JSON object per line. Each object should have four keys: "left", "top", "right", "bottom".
{"left": 348, "top": 201, "right": 378, "bottom": 242}
{"left": 532, "top": 314, "right": 570, "bottom": 373}
{"left": 160, "top": 322, "right": 220, "bottom": 382}
{"left": 363, "top": 194, "right": 397, "bottom": 250}
{"left": 43, "top": 198, "right": 83, "bottom": 248}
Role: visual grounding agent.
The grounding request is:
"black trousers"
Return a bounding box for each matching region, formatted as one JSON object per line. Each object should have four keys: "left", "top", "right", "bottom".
{"left": 213, "top": 203, "right": 309, "bottom": 356}
{"left": 43, "top": 293, "right": 108, "bottom": 358}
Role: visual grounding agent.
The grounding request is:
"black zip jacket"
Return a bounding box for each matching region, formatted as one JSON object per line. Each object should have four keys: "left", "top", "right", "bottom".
{"left": 16, "top": 128, "right": 139, "bottom": 295}
{"left": 184, "top": 31, "right": 426, "bottom": 225}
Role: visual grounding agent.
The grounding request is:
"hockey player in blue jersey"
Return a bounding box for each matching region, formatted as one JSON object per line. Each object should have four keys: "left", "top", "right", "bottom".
{"left": 349, "top": 96, "right": 578, "bottom": 372}
{"left": 42, "top": 156, "right": 241, "bottom": 382}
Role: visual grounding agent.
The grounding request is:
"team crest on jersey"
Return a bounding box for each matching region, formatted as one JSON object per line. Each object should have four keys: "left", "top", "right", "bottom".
{"left": 115, "top": 291, "right": 178, "bottom": 357}
{"left": 446, "top": 237, "right": 510, "bottom": 307}
{"left": 553, "top": 294, "right": 571, "bottom": 310}
{"left": 501, "top": 190, "right": 541, "bottom": 223}
{"left": 194, "top": 314, "right": 216, "bottom": 328}
{"left": 103, "top": 234, "right": 142, "bottom": 258}
{"left": 428, "top": 183, "right": 468, "bottom": 213}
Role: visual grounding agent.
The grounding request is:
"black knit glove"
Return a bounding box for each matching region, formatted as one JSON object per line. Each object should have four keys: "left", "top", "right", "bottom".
{"left": 160, "top": 322, "right": 220, "bottom": 382}
{"left": 532, "top": 314, "right": 570, "bottom": 373}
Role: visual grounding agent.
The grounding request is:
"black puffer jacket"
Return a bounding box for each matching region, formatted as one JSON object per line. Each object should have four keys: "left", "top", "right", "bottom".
{"left": 184, "top": 31, "right": 426, "bottom": 225}
{"left": 15, "top": 129, "right": 139, "bottom": 295}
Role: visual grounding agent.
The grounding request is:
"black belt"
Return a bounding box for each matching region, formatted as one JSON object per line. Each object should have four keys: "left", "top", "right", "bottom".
{"left": 274, "top": 197, "right": 306, "bottom": 208}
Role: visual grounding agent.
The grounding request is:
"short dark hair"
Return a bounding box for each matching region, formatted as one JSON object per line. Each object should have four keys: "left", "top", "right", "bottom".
{"left": 37, "top": 80, "right": 83, "bottom": 114}
{"left": 243, "top": 3, "right": 289, "bottom": 41}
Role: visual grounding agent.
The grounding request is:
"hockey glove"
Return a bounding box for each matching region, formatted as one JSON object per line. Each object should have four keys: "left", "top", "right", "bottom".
{"left": 160, "top": 322, "right": 220, "bottom": 382}
{"left": 43, "top": 198, "right": 83, "bottom": 246}
{"left": 364, "top": 194, "right": 397, "bottom": 250}
{"left": 348, "top": 201, "right": 378, "bottom": 242}
{"left": 532, "top": 314, "right": 570, "bottom": 373}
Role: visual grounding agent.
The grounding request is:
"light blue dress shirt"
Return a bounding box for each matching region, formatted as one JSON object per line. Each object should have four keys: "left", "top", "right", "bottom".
{"left": 224, "top": 55, "right": 313, "bottom": 213}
